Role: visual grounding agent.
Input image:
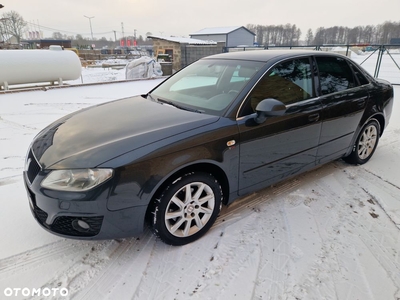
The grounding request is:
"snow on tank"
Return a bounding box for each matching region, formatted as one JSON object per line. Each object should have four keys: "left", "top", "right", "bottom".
{"left": 0, "top": 45, "right": 82, "bottom": 89}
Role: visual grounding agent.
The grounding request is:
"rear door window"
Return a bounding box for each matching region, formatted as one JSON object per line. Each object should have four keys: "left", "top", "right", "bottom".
{"left": 315, "top": 56, "right": 357, "bottom": 95}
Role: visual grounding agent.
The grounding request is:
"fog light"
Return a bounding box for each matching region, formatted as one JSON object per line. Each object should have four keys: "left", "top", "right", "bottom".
{"left": 78, "top": 220, "right": 90, "bottom": 230}
{"left": 72, "top": 219, "right": 91, "bottom": 232}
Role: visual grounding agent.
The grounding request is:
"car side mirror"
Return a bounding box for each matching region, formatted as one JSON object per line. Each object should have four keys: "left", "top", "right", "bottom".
{"left": 254, "top": 98, "right": 286, "bottom": 124}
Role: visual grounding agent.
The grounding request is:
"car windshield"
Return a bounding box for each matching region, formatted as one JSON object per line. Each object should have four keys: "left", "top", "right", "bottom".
{"left": 150, "top": 59, "right": 261, "bottom": 116}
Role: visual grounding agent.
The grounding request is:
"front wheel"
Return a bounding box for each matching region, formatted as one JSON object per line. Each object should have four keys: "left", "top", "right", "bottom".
{"left": 344, "top": 119, "right": 380, "bottom": 165}
{"left": 151, "top": 172, "right": 222, "bottom": 246}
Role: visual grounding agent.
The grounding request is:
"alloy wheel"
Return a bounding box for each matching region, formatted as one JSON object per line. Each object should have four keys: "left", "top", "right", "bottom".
{"left": 164, "top": 182, "right": 215, "bottom": 237}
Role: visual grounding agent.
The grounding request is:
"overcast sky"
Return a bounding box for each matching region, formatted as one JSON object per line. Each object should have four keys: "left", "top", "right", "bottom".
{"left": 2, "top": 0, "right": 400, "bottom": 41}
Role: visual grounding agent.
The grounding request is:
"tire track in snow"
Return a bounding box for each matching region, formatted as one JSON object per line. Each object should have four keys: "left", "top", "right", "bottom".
{"left": 182, "top": 180, "right": 301, "bottom": 299}
{"left": 74, "top": 230, "right": 155, "bottom": 300}
{"left": 32, "top": 240, "right": 120, "bottom": 300}
{"left": 198, "top": 216, "right": 265, "bottom": 300}
{"left": 285, "top": 163, "right": 400, "bottom": 300}
{"left": 281, "top": 175, "right": 355, "bottom": 300}
{"left": 0, "top": 238, "right": 154, "bottom": 300}
{"left": 346, "top": 168, "right": 400, "bottom": 298}
{"left": 251, "top": 201, "right": 293, "bottom": 300}
{"left": 0, "top": 240, "right": 111, "bottom": 298}
{"left": 338, "top": 167, "right": 400, "bottom": 299}
{"left": 130, "top": 229, "right": 225, "bottom": 300}
{"left": 0, "top": 175, "right": 20, "bottom": 186}
{"left": 168, "top": 171, "right": 322, "bottom": 299}
{"left": 127, "top": 181, "right": 299, "bottom": 300}
{"left": 0, "top": 240, "right": 85, "bottom": 278}
{"left": 2, "top": 162, "right": 399, "bottom": 299}
{"left": 24, "top": 102, "right": 93, "bottom": 108}
{"left": 357, "top": 167, "right": 400, "bottom": 229}
{"left": 214, "top": 177, "right": 301, "bottom": 227}
{"left": 0, "top": 116, "right": 39, "bottom": 132}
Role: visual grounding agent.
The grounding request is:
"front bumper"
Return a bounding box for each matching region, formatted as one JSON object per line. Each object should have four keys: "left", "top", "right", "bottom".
{"left": 23, "top": 156, "right": 148, "bottom": 240}
{"left": 25, "top": 184, "right": 105, "bottom": 237}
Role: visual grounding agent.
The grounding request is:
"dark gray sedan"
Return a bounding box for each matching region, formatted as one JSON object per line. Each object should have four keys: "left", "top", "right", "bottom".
{"left": 24, "top": 50, "right": 394, "bottom": 245}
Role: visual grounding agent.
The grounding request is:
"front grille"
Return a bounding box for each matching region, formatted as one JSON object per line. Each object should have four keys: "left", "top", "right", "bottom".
{"left": 51, "top": 216, "right": 104, "bottom": 237}
{"left": 26, "top": 149, "right": 41, "bottom": 183}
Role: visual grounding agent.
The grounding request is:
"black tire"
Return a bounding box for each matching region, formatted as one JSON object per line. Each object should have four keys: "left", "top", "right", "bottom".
{"left": 344, "top": 119, "right": 380, "bottom": 165}
{"left": 151, "top": 172, "right": 222, "bottom": 246}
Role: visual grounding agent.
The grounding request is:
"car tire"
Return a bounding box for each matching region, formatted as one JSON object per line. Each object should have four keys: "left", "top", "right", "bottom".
{"left": 344, "top": 119, "right": 380, "bottom": 165}
{"left": 151, "top": 172, "right": 222, "bottom": 246}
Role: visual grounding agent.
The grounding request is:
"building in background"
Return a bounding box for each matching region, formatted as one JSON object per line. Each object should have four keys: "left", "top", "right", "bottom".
{"left": 390, "top": 38, "right": 400, "bottom": 45}
{"left": 22, "top": 39, "right": 72, "bottom": 49}
{"left": 190, "top": 26, "right": 256, "bottom": 47}
{"left": 147, "top": 35, "right": 224, "bottom": 72}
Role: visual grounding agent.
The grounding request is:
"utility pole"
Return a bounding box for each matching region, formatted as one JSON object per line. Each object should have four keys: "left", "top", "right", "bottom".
{"left": 37, "top": 19, "right": 42, "bottom": 39}
{"left": 84, "top": 15, "right": 94, "bottom": 40}
{"left": 113, "top": 30, "right": 117, "bottom": 42}
{"left": 121, "top": 22, "right": 127, "bottom": 46}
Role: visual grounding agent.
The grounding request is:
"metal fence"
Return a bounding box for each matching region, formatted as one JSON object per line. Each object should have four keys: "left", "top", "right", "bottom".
{"left": 224, "top": 44, "right": 400, "bottom": 85}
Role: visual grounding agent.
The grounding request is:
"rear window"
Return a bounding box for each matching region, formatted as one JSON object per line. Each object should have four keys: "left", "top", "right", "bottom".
{"left": 349, "top": 62, "right": 370, "bottom": 85}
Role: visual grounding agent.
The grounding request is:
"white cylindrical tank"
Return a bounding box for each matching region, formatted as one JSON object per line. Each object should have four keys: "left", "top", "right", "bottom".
{"left": 0, "top": 46, "right": 82, "bottom": 86}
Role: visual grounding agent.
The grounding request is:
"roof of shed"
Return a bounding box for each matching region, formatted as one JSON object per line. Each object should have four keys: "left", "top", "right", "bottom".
{"left": 147, "top": 35, "right": 217, "bottom": 45}
{"left": 190, "top": 26, "right": 255, "bottom": 36}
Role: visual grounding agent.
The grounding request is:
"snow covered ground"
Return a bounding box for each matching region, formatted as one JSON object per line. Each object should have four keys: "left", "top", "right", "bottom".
{"left": 0, "top": 53, "right": 400, "bottom": 300}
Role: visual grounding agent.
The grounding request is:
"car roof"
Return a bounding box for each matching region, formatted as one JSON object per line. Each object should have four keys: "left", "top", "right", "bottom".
{"left": 203, "top": 49, "right": 343, "bottom": 62}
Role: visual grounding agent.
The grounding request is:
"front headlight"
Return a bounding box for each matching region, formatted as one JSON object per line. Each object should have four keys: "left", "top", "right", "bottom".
{"left": 41, "top": 169, "right": 113, "bottom": 192}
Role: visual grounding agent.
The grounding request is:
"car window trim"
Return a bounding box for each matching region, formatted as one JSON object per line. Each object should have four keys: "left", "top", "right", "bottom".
{"left": 313, "top": 55, "right": 368, "bottom": 97}
{"left": 236, "top": 55, "right": 315, "bottom": 120}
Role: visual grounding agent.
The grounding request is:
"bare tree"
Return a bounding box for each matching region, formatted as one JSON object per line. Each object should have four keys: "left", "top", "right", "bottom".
{"left": 305, "top": 29, "right": 314, "bottom": 45}
{"left": 337, "top": 27, "right": 349, "bottom": 44}
{"left": 362, "top": 25, "right": 375, "bottom": 44}
{"left": 0, "top": 19, "right": 7, "bottom": 42}
{"left": 252, "top": 20, "right": 400, "bottom": 45}
{"left": 52, "top": 32, "right": 63, "bottom": 39}
{"left": 1, "top": 10, "right": 26, "bottom": 43}
{"left": 313, "top": 27, "right": 326, "bottom": 45}
{"left": 376, "top": 21, "right": 400, "bottom": 44}
{"left": 254, "top": 25, "right": 266, "bottom": 45}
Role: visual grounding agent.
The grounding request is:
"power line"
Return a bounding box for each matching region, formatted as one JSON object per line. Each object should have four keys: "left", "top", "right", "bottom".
{"left": 25, "top": 21, "right": 81, "bottom": 35}
{"left": 24, "top": 21, "right": 142, "bottom": 39}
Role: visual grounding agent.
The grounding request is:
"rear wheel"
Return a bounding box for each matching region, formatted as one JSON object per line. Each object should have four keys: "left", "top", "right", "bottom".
{"left": 344, "top": 119, "right": 380, "bottom": 165}
{"left": 151, "top": 172, "right": 222, "bottom": 246}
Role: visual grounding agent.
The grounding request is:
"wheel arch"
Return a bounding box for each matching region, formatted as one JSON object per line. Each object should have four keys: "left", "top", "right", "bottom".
{"left": 344, "top": 114, "right": 384, "bottom": 158}
{"left": 343, "top": 115, "right": 382, "bottom": 162}
{"left": 144, "top": 162, "right": 230, "bottom": 223}
{"left": 371, "top": 113, "right": 385, "bottom": 136}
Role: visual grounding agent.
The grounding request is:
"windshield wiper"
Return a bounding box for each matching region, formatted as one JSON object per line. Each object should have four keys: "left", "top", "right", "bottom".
{"left": 157, "top": 98, "right": 203, "bottom": 113}
{"left": 144, "top": 93, "right": 157, "bottom": 102}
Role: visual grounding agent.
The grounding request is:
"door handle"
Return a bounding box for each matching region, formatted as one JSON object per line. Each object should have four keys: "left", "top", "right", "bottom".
{"left": 308, "top": 113, "right": 320, "bottom": 122}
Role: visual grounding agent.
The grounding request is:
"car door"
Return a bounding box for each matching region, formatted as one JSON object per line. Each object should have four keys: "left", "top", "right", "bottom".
{"left": 314, "top": 55, "right": 370, "bottom": 164}
{"left": 236, "top": 57, "right": 322, "bottom": 195}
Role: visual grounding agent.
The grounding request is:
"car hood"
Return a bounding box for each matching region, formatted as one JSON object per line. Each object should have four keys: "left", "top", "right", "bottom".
{"left": 31, "top": 96, "right": 219, "bottom": 169}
